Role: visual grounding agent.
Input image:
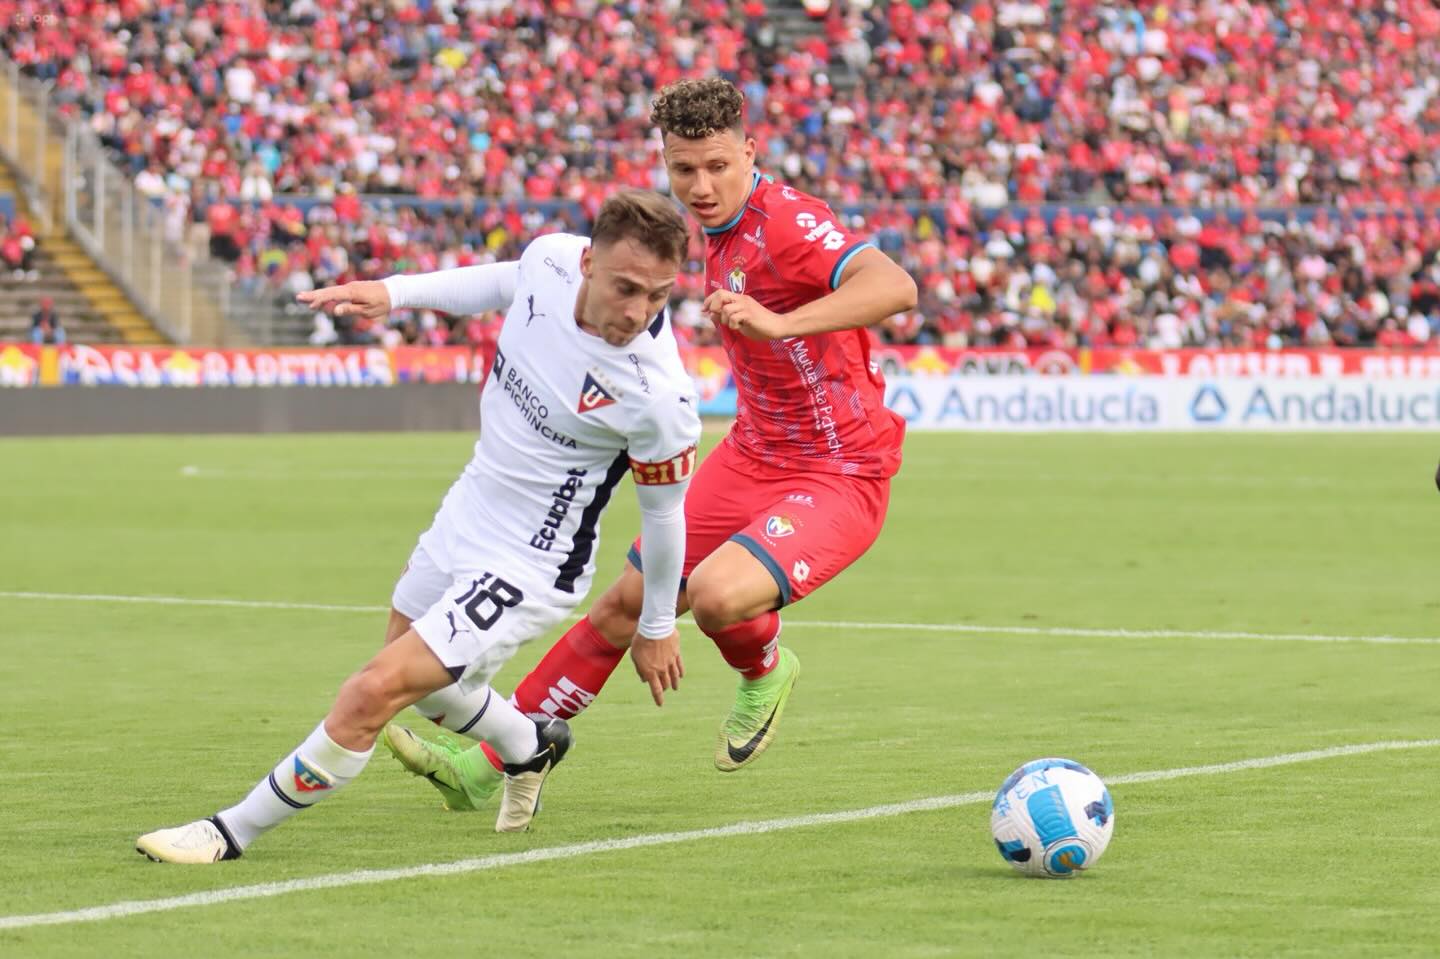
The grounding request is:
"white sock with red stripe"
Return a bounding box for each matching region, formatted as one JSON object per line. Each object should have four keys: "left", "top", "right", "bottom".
{"left": 216, "top": 721, "right": 372, "bottom": 851}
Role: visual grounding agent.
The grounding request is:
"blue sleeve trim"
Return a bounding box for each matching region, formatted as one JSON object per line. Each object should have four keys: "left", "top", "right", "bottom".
{"left": 728, "top": 534, "right": 793, "bottom": 607}
{"left": 829, "top": 241, "right": 875, "bottom": 290}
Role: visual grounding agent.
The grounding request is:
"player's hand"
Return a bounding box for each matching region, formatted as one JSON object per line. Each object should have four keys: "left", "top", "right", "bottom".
{"left": 703, "top": 290, "right": 787, "bottom": 341}
{"left": 296, "top": 280, "right": 392, "bottom": 319}
{"left": 631, "top": 629, "right": 683, "bottom": 706}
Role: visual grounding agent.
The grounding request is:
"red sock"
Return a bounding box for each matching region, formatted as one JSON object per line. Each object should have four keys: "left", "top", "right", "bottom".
{"left": 704, "top": 611, "right": 781, "bottom": 680}
{"left": 479, "top": 742, "right": 503, "bottom": 770}
{"left": 511, "top": 615, "right": 626, "bottom": 720}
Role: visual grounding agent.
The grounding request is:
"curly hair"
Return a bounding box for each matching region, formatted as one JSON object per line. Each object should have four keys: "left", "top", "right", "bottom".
{"left": 650, "top": 77, "right": 744, "bottom": 139}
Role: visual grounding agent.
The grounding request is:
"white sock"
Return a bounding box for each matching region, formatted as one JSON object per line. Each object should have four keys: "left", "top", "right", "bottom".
{"left": 416, "top": 684, "right": 537, "bottom": 765}
{"left": 414, "top": 684, "right": 498, "bottom": 737}
{"left": 216, "top": 721, "right": 373, "bottom": 850}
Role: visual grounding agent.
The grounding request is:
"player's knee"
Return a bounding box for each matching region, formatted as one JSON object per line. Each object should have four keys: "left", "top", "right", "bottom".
{"left": 333, "top": 663, "right": 405, "bottom": 736}
{"left": 687, "top": 579, "right": 750, "bottom": 634}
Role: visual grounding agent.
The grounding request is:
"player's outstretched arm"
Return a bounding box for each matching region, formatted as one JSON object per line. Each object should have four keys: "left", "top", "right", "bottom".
{"left": 382, "top": 261, "right": 521, "bottom": 317}
{"left": 297, "top": 262, "right": 521, "bottom": 319}
{"left": 705, "top": 247, "right": 917, "bottom": 340}
{"left": 296, "top": 279, "right": 393, "bottom": 320}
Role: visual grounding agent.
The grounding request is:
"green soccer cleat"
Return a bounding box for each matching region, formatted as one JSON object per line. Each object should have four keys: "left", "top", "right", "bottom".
{"left": 381, "top": 725, "right": 501, "bottom": 812}
{"left": 714, "top": 646, "right": 801, "bottom": 772}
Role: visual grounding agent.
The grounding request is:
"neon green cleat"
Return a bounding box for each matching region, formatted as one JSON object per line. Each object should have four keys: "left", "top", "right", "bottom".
{"left": 381, "top": 725, "right": 500, "bottom": 812}
{"left": 714, "top": 646, "right": 801, "bottom": 772}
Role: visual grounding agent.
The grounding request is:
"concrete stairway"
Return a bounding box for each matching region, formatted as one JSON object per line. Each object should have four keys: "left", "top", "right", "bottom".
{"left": 0, "top": 67, "right": 167, "bottom": 344}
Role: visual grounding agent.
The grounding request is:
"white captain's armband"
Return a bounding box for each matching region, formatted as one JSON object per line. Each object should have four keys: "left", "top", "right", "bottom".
{"left": 629, "top": 445, "right": 698, "bottom": 486}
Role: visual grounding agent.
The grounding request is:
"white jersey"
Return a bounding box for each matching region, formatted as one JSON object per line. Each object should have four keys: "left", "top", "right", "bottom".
{"left": 416, "top": 234, "right": 700, "bottom": 606}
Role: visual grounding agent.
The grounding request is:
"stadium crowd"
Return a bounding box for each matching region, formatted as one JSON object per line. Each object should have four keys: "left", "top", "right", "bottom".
{"left": 1, "top": 211, "right": 40, "bottom": 282}
{"left": 3, "top": 0, "right": 1439, "bottom": 348}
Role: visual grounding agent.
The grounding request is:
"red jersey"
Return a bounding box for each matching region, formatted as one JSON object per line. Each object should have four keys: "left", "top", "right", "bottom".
{"left": 703, "top": 173, "right": 905, "bottom": 479}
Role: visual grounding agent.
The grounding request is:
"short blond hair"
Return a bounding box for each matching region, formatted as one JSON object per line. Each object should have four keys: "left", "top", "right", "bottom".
{"left": 591, "top": 190, "right": 690, "bottom": 264}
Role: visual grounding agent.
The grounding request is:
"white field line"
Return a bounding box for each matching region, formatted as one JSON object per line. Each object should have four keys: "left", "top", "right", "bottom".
{"left": 178, "top": 466, "right": 458, "bottom": 481}
{"left": 2, "top": 591, "right": 1438, "bottom": 646}
{"left": 0, "top": 591, "right": 390, "bottom": 615}
{"left": 1, "top": 738, "right": 1436, "bottom": 932}
{"left": 792, "top": 619, "right": 1440, "bottom": 647}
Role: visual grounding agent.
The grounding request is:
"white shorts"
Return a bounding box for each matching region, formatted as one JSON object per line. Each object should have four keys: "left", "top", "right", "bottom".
{"left": 392, "top": 543, "right": 576, "bottom": 694}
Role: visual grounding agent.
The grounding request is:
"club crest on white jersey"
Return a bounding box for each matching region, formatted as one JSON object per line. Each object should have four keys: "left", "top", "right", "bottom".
{"left": 577, "top": 370, "right": 620, "bottom": 413}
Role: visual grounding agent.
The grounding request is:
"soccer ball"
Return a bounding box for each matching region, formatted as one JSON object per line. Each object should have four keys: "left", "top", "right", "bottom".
{"left": 990, "top": 758, "right": 1114, "bottom": 878}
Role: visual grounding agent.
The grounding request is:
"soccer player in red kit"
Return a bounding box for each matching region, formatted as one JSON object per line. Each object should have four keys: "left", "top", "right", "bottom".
{"left": 395, "top": 77, "right": 917, "bottom": 830}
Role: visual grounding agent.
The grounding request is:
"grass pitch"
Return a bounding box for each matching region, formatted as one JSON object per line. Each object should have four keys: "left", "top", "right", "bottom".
{"left": 1, "top": 430, "right": 1438, "bottom": 958}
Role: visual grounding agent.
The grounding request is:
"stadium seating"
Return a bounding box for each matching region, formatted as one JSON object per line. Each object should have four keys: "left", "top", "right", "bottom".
{"left": 2, "top": 0, "right": 1437, "bottom": 347}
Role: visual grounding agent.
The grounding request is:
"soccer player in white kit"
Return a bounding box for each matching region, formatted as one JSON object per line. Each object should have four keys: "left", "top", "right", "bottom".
{"left": 136, "top": 191, "right": 701, "bottom": 863}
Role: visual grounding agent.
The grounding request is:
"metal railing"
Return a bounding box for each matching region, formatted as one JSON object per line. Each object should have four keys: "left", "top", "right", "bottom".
{"left": 0, "top": 56, "right": 272, "bottom": 345}
{"left": 0, "top": 59, "right": 54, "bottom": 234}
{"left": 62, "top": 121, "right": 234, "bottom": 344}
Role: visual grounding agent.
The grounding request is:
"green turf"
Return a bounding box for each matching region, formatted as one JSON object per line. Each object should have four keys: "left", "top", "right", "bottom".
{"left": 1, "top": 431, "right": 1438, "bottom": 958}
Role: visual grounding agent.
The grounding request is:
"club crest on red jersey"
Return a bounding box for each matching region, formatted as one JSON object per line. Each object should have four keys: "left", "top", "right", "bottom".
{"left": 766, "top": 515, "right": 795, "bottom": 538}
{"left": 728, "top": 268, "right": 747, "bottom": 294}
{"left": 577, "top": 371, "right": 618, "bottom": 413}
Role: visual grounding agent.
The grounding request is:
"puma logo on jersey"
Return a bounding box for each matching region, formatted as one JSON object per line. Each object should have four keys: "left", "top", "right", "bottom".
{"left": 577, "top": 371, "right": 618, "bottom": 413}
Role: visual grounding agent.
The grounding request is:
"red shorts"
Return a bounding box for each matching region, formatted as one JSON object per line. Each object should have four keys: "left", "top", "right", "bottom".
{"left": 628, "top": 438, "right": 891, "bottom": 606}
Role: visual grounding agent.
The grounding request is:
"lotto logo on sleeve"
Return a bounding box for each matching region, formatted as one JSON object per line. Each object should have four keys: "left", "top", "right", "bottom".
{"left": 293, "top": 756, "right": 333, "bottom": 793}
{"left": 630, "top": 445, "right": 698, "bottom": 485}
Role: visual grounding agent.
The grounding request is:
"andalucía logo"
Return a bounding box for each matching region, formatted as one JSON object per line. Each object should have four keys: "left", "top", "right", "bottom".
{"left": 1189, "top": 384, "right": 1228, "bottom": 423}
{"left": 577, "top": 371, "right": 618, "bottom": 413}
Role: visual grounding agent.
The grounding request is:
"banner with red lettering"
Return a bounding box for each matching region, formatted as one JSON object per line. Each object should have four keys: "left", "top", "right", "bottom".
{"left": 5, "top": 343, "right": 1440, "bottom": 406}
{"left": 0, "top": 344, "right": 493, "bottom": 387}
